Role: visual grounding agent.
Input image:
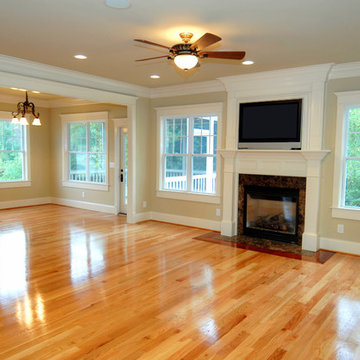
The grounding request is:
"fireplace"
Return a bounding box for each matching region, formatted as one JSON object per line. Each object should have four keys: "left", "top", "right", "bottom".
{"left": 243, "top": 185, "right": 299, "bottom": 243}
{"left": 238, "top": 174, "right": 306, "bottom": 246}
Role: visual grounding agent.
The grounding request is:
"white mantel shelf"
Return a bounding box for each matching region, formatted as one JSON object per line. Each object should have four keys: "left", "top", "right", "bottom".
{"left": 219, "top": 149, "right": 330, "bottom": 178}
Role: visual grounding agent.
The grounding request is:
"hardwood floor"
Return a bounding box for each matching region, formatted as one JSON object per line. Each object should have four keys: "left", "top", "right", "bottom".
{"left": 0, "top": 205, "right": 360, "bottom": 359}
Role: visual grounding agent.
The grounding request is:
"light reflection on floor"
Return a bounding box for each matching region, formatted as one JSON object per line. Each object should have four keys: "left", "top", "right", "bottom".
{"left": 337, "top": 297, "right": 360, "bottom": 358}
{"left": 69, "top": 225, "right": 105, "bottom": 284}
{"left": 0, "top": 229, "right": 27, "bottom": 301}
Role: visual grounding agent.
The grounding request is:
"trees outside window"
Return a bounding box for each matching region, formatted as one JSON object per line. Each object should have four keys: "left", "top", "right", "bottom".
{"left": 68, "top": 121, "right": 106, "bottom": 184}
{"left": 0, "top": 120, "right": 27, "bottom": 182}
{"left": 344, "top": 106, "right": 360, "bottom": 207}
{"left": 61, "top": 112, "right": 108, "bottom": 191}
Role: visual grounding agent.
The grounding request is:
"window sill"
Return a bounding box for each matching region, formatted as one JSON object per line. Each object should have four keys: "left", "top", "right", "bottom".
{"left": 156, "top": 190, "right": 220, "bottom": 204}
{"left": 0, "top": 180, "right": 31, "bottom": 189}
{"left": 332, "top": 207, "right": 360, "bottom": 221}
{"left": 62, "top": 181, "right": 109, "bottom": 191}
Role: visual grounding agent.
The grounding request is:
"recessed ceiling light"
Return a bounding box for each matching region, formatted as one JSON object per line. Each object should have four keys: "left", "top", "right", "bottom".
{"left": 105, "top": 0, "right": 130, "bottom": 9}
{"left": 150, "top": 74, "right": 160, "bottom": 79}
{"left": 32, "top": 91, "right": 40, "bottom": 94}
{"left": 74, "top": 54, "right": 87, "bottom": 60}
{"left": 19, "top": 88, "right": 27, "bottom": 91}
{"left": 10, "top": 87, "right": 18, "bottom": 90}
{"left": 242, "top": 60, "right": 254, "bottom": 65}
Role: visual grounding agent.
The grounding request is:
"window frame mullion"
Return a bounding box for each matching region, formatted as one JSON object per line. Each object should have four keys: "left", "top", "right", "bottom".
{"left": 187, "top": 116, "right": 193, "bottom": 193}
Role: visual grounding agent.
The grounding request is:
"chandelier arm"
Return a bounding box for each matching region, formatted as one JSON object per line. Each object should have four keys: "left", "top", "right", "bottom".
{"left": 28, "top": 102, "right": 38, "bottom": 117}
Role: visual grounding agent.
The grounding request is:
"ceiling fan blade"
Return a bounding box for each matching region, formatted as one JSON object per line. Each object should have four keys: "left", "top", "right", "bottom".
{"left": 200, "top": 51, "right": 246, "bottom": 60}
{"left": 135, "top": 55, "right": 169, "bottom": 62}
{"left": 134, "top": 39, "right": 170, "bottom": 50}
{"left": 190, "top": 33, "right": 221, "bottom": 51}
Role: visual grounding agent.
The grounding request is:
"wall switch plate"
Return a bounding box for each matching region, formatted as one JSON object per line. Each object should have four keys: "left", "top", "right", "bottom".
{"left": 81, "top": 191, "right": 85, "bottom": 199}
{"left": 143, "top": 201, "right": 147, "bottom": 208}
{"left": 337, "top": 224, "right": 344, "bottom": 234}
{"left": 216, "top": 208, "right": 221, "bottom": 217}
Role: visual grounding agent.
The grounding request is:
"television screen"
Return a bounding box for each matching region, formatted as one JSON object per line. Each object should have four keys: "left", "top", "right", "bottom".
{"left": 239, "top": 99, "right": 302, "bottom": 143}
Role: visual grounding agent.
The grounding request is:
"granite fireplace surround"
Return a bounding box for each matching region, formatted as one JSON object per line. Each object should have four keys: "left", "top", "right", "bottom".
{"left": 238, "top": 174, "right": 306, "bottom": 246}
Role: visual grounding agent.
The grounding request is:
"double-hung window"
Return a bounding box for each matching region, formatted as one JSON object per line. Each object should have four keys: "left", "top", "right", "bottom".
{"left": 157, "top": 103, "right": 221, "bottom": 203}
{"left": 62, "top": 112, "right": 108, "bottom": 191}
{"left": 333, "top": 92, "right": 360, "bottom": 219}
{"left": 0, "top": 112, "right": 30, "bottom": 188}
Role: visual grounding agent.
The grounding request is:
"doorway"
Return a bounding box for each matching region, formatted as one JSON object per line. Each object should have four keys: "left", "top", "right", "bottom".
{"left": 119, "top": 127, "right": 128, "bottom": 214}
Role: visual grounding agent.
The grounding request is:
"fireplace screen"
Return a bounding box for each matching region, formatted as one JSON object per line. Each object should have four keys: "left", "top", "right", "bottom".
{"left": 244, "top": 185, "right": 299, "bottom": 243}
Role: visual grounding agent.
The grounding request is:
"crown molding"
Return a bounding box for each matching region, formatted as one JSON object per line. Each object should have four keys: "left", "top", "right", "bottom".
{"left": 47, "top": 98, "right": 98, "bottom": 108}
{"left": 150, "top": 79, "right": 225, "bottom": 98}
{"left": 0, "top": 54, "right": 149, "bottom": 98}
{"left": 328, "top": 62, "right": 360, "bottom": 80}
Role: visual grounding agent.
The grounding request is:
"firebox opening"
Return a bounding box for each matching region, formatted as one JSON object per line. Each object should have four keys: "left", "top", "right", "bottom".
{"left": 243, "top": 185, "right": 299, "bottom": 244}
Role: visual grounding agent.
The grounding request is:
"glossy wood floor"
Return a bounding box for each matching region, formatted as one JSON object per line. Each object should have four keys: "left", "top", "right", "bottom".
{"left": 1, "top": 205, "right": 360, "bottom": 359}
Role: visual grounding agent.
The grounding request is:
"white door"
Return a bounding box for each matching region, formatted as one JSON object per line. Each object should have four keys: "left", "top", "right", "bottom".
{"left": 119, "top": 128, "right": 128, "bottom": 214}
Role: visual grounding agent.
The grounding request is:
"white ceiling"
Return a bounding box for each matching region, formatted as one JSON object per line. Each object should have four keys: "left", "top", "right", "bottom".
{"left": 0, "top": 0, "right": 359, "bottom": 88}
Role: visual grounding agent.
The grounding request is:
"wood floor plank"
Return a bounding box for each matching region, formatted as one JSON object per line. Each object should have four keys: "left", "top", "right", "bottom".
{"left": 0, "top": 204, "right": 360, "bottom": 359}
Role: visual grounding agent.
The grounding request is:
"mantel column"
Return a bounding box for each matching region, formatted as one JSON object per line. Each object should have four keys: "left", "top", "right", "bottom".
{"left": 221, "top": 152, "right": 237, "bottom": 236}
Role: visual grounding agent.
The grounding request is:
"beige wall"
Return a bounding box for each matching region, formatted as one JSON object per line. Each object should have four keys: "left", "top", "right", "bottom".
{"left": 0, "top": 102, "right": 51, "bottom": 201}
{"left": 135, "top": 97, "right": 151, "bottom": 213}
{"left": 50, "top": 103, "right": 127, "bottom": 206}
{"left": 149, "top": 92, "right": 227, "bottom": 221}
{"left": 319, "top": 76, "right": 360, "bottom": 243}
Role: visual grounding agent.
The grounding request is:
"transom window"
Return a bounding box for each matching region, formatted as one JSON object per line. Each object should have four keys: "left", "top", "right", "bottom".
{"left": 61, "top": 112, "right": 108, "bottom": 191}
{"left": 0, "top": 119, "right": 28, "bottom": 183}
{"left": 342, "top": 106, "right": 360, "bottom": 208}
{"left": 161, "top": 113, "right": 218, "bottom": 195}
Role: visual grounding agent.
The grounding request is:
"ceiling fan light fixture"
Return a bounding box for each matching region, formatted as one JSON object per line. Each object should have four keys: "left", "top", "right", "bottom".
{"left": 174, "top": 54, "right": 198, "bottom": 70}
{"left": 242, "top": 60, "right": 254, "bottom": 65}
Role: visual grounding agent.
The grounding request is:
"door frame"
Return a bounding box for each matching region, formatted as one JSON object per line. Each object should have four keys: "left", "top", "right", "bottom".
{"left": 113, "top": 118, "right": 128, "bottom": 214}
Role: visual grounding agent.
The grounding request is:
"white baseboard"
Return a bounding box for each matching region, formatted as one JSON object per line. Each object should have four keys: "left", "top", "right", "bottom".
{"left": 52, "top": 197, "right": 115, "bottom": 214}
{"left": 150, "top": 211, "right": 220, "bottom": 231}
{"left": 132, "top": 212, "right": 152, "bottom": 222}
{"left": 320, "top": 237, "right": 360, "bottom": 256}
{"left": 0, "top": 197, "right": 52, "bottom": 210}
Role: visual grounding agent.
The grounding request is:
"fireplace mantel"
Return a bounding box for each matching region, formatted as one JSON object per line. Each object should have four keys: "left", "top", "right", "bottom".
{"left": 219, "top": 149, "right": 330, "bottom": 177}
{"left": 219, "top": 149, "right": 330, "bottom": 252}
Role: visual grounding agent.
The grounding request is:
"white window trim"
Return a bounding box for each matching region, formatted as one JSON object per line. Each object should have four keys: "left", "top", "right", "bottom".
{"left": 156, "top": 103, "right": 222, "bottom": 204}
{"left": 61, "top": 111, "right": 109, "bottom": 191}
{"left": 332, "top": 91, "right": 360, "bottom": 220}
{"left": 0, "top": 111, "right": 31, "bottom": 188}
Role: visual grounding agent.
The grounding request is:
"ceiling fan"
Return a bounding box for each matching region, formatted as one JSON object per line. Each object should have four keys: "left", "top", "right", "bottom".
{"left": 134, "top": 32, "right": 246, "bottom": 70}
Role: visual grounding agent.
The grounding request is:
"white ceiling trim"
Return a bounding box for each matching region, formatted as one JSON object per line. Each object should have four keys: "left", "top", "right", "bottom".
{"left": 150, "top": 80, "right": 226, "bottom": 98}
{"left": 0, "top": 70, "right": 137, "bottom": 105}
{"left": 0, "top": 54, "right": 148, "bottom": 99}
{"left": 328, "top": 62, "right": 360, "bottom": 80}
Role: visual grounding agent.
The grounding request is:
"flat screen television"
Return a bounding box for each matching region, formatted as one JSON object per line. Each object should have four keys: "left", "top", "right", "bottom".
{"left": 238, "top": 99, "right": 302, "bottom": 149}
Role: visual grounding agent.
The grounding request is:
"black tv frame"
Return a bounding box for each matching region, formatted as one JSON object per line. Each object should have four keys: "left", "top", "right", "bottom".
{"left": 238, "top": 99, "right": 302, "bottom": 146}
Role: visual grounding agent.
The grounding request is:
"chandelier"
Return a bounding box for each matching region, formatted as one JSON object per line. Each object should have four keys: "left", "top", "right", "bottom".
{"left": 11, "top": 91, "right": 41, "bottom": 126}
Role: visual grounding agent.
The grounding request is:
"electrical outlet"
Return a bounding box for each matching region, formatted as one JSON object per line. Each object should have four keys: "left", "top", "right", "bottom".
{"left": 216, "top": 208, "right": 221, "bottom": 217}
{"left": 81, "top": 191, "right": 85, "bottom": 199}
{"left": 337, "top": 224, "right": 344, "bottom": 234}
{"left": 142, "top": 201, "right": 147, "bottom": 208}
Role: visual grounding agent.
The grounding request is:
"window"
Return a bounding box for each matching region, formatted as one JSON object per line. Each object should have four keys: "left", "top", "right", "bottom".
{"left": 343, "top": 106, "right": 360, "bottom": 207}
{"left": 333, "top": 91, "right": 360, "bottom": 220}
{"left": 157, "top": 103, "right": 222, "bottom": 203}
{"left": 0, "top": 112, "right": 30, "bottom": 188}
{"left": 61, "top": 112, "right": 108, "bottom": 191}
